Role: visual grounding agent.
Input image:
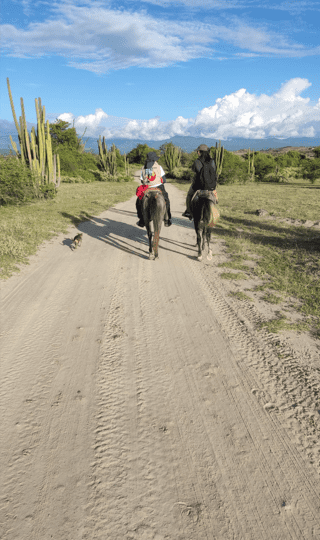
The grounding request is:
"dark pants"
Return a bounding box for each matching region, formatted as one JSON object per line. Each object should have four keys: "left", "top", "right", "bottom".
{"left": 186, "top": 185, "right": 195, "bottom": 214}
{"left": 136, "top": 184, "right": 171, "bottom": 221}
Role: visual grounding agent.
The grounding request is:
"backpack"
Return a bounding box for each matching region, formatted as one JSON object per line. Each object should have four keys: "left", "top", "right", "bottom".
{"left": 142, "top": 162, "right": 162, "bottom": 186}
{"left": 200, "top": 160, "right": 217, "bottom": 190}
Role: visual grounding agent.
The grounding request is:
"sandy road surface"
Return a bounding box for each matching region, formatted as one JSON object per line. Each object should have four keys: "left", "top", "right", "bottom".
{"left": 1, "top": 175, "right": 320, "bottom": 540}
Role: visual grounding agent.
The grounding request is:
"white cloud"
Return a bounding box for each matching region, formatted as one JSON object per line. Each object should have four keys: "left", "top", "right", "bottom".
{"left": 192, "top": 78, "right": 319, "bottom": 139}
{"left": 1, "top": 4, "right": 214, "bottom": 71}
{"left": 58, "top": 78, "right": 320, "bottom": 140}
{"left": 1, "top": 2, "right": 318, "bottom": 71}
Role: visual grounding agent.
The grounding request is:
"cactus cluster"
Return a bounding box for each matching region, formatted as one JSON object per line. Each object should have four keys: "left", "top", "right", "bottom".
{"left": 98, "top": 136, "right": 118, "bottom": 177}
{"left": 247, "top": 148, "right": 255, "bottom": 180}
{"left": 163, "top": 144, "right": 181, "bottom": 175}
{"left": 214, "top": 140, "right": 224, "bottom": 180}
{"left": 7, "top": 78, "right": 60, "bottom": 187}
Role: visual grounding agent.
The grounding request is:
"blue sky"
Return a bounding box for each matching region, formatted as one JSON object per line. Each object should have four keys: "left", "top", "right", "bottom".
{"left": 1, "top": 0, "right": 320, "bottom": 140}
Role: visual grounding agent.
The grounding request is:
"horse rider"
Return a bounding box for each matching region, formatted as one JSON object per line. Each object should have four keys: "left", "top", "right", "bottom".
{"left": 182, "top": 144, "right": 217, "bottom": 219}
{"left": 136, "top": 151, "right": 172, "bottom": 227}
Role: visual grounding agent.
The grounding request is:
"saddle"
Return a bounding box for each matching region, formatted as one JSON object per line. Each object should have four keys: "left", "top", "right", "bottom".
{"left": 136, "top": 185, "right": 163, "bottom": 200}
{"left": 191, "top": 189, "right": 218, "bottom": 206}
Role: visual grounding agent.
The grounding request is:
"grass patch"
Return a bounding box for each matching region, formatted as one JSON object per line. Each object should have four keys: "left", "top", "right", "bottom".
{"left": 218, "top": 261, "right": 251, "bottom": 271}
{"left": 262, "top": 292, "right": 284, "bottom": 304}
{"left": 0, "top": 181, "right": 137, "bottom": 278}
{"left": 229, "top": 291, "right": 253, "bottom": 301}
{"left": 259, "top": 314, "right": 310, "bottom": 334}
{"left": 170, "top": 177, "right": 320, "bottom": 335}
{"left": 220, "top": 272, "right": 247, "bottom": 280}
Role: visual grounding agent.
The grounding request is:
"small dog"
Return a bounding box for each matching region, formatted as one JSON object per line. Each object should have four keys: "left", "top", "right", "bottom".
{"left": 71, "top": 233, "right": 83, "bottom": 250}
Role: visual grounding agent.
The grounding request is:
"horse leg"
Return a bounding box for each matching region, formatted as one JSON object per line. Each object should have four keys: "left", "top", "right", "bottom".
{"left": 196, "top": 224, "right": 202, "bottom": 261}
{"left": 202, "top": 227, "right": 206, "bottom": 252}
{"left": 151, "top": 196, "right": 165, "bottom": 260}
{"left": 145, "top": 223, "right": 154, "bottom": 260}
{"left": 206, "top": 229, "right": 212, "bottom": 260}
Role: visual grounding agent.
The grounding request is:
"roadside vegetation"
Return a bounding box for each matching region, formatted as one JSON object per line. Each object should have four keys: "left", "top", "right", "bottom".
{"left": 170, "top": 175, "right": 320, "bottom": 337}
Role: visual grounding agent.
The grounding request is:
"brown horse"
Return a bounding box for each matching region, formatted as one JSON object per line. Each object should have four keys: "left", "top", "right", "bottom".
{"left": 142, "top": 188, "right": 167, "bottom": 260}
{"left": 191, "top": 191, "right": 218, "bottom": 261}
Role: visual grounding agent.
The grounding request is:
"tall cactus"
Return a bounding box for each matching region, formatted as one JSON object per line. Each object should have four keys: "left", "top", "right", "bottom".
{"left": 214, "top": 140, "right": 224, "bottom": 180}
{"left": 98, "top": 135, "right": 108, "bottom": 171}
{"left": 108, "top": 143, "right": 117, "bottom": 177}
{"left": 6, "top": 78, "right": 60, "bottom": 187}
{"left": 123, "top": 153, "right": 129, "bottom": 176}
{"left": 164, "top": 143, "right": 181, "bottom": 175}
{"left": 98, "top": 138, "right": 118, "bottom": 177}
{"left": 247, "top": 148, "right": 255, "bottom": 180}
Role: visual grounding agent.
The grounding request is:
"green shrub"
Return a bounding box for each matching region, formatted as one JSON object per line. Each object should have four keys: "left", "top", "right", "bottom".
{"left": 253, "top": 152, "right": 277, "bottom": 182}
{"left": 313, "top": 146, "right": 320, "bottom": 158}
{"left": 218, "top": 150, "right": 249, "bottom": 184}
{"left": 275, "top": 150, "right": 302, "bottom": 168}
{"left": 56, "top": 147, "right": 98, "bottom": 182}
{"left": 301, "top": 158, "right": 320, "bottom": 184}
{"left": 127, "top": 144, "right": 157, "bottom": 165}
{"left": 0, "top": 156, "right": 42, "bottom": 204}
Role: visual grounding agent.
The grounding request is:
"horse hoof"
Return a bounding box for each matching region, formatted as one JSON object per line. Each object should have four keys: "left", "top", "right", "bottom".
{"left": 197, "top": 255, "right": 203, "bottom": 261}
{"left": 149, "top": 253, "right": 155, "bottom": 260}
{"left": 207, "top": 251, "right": 212, "bottom": 261}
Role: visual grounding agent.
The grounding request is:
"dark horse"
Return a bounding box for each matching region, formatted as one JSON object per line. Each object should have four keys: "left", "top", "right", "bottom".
{"left": 142, "top": 188, "right": 167, "bottom": 260}
{"left": 191, "top": 190, "right": 218, "bottom": 261}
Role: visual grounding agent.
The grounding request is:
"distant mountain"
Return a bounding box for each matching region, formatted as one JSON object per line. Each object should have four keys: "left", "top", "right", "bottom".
{"left": 1, "top": 120, "right": 319, "bottom": 155}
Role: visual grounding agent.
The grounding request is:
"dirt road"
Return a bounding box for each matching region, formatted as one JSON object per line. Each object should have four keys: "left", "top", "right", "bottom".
{"left": 1, "top": 175, "right": 320, "bottom": 539}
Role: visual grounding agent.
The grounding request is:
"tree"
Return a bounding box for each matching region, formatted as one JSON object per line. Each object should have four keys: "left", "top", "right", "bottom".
{"left": 49, "top": 120, "right": 97, "bottom": 181}
{"left": 127, "top": 144, "right": 157, "bottom": 164}
{"left": 301, "top": 158, "right": 320, "bottom": 184}
{"left": 313, "top": 146, "right": 320, "bottom": 158}
{"left": 50, "top": 120, "right": 80, "bottom": 151}
{"left": 217, "top": 150, "right": 248, "bottom": 184}
{"left": 253, "top": 152, "right": 277, "bottom": 182}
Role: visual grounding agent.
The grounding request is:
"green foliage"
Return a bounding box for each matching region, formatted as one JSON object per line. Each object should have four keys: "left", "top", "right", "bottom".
{"left": 301, "top": 158, "right": 320, "bottom": 184}
{"left": 50, "top": 120, "right": 80, "bottom": 151}
{"left": 313, "top": 146, "right": 320, "bottom": 158}
{"left": 58, "top": 147, "right": 98, "bottom": 182}
{"left": 252, "top": 152, "right": 277, "bottom": 181}
{"left": 217, "top": 150, "right": 248, "bottom": 184}
{"left": 126, "top": 144, "right": 157, "bottom": 164}
{"left": 275, "top": 150, "right": 302, "bottom": 168}
{"left": 0, "top": 156, "right": 56, "bottom": 204}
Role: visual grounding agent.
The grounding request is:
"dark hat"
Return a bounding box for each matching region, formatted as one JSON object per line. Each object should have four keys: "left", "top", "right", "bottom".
{"left": 146, "top": 151, "right": 159, "bottom": 161}
{"left": 197, "top": 144, "right": 209, "bottom": 151}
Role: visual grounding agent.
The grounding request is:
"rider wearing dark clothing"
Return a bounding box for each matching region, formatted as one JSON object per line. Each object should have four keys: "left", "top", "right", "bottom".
{"left": 182, "top": 144, "right": 217, "bottom": 218}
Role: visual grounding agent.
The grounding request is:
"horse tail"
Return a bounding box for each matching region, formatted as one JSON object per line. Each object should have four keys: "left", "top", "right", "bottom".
{"left": 147, "top": 194, "right": 158, "bottom": 223}
{"left": 200, "top": 198, "right": 212, "bottom": 227}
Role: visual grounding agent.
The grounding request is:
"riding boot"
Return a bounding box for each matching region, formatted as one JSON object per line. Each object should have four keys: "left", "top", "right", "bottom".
{"left": 182, "top": 186, "right": 194, "bottom": 218}
{"left": 136, "top": 197, "right": 144, "bottom": 227}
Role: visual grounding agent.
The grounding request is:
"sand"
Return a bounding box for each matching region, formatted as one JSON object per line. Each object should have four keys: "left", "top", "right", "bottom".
{"left": 1, "top": 173, "right": 320, "bottom": 539}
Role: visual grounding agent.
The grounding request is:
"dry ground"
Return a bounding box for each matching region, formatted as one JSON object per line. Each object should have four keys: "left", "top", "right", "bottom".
{"left": 1, "top": 173, "right": 320, "bottom": 540}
